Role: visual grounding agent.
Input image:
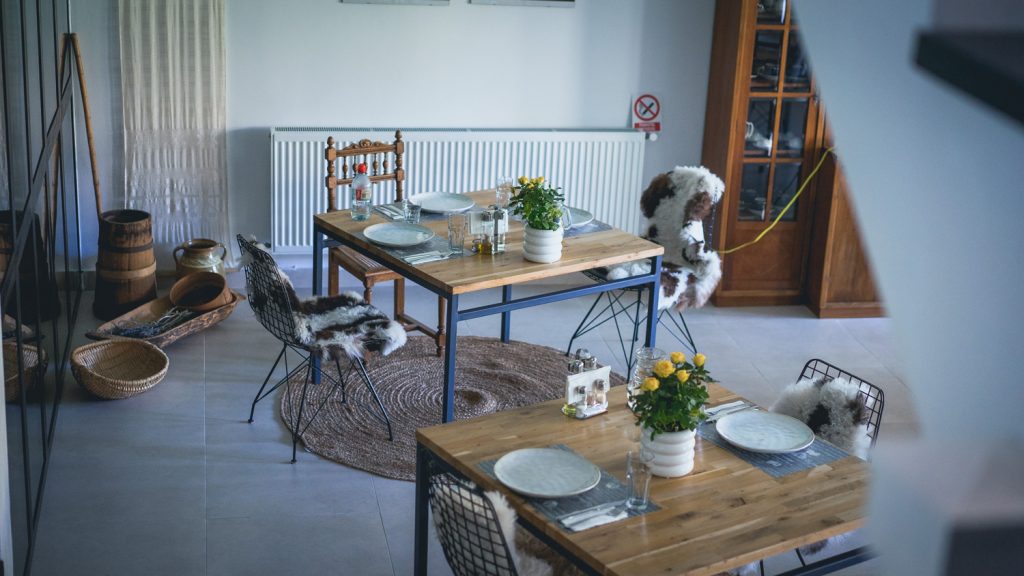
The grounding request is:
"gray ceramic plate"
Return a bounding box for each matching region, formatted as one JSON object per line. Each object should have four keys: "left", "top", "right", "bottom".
{"left": 716, "top": 411, "right": 815, "bottom": 454}
{"left": 407, "top": 192, "right": 475, "bottom": 214}
{"left": 362, "top": 222, "right": 434, "bottom": 248}
{"left": 494, "top": 448, "right": 601, "bottom": 498}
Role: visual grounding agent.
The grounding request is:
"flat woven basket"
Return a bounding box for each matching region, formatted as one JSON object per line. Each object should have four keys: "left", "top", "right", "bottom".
{"left": 4, "top": 341, "right": 48, "bottom": 402}
{"left": 71, "top": 340, "right": 169, "bottom": 400}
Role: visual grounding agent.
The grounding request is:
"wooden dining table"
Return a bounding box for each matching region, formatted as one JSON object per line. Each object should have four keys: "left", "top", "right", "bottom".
{"left": 313, "top": 190, "right": 665, "bottom": 423}
{"left": 414, "top": 384, "right": 872, "bottom": 575}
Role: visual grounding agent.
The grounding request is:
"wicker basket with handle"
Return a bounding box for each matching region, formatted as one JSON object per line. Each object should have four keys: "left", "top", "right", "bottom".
{"left": 71, "top": 340, "right": 169, "bottom": 399}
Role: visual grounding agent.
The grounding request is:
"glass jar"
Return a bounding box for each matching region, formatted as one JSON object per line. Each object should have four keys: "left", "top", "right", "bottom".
{"left": 627, "top": 347, "right": 665, "bottom": 410}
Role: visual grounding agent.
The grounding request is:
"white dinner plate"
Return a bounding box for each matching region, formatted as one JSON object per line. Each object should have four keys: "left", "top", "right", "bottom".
{"left": 362, "top": 222, "right": 434, "bottom": 248}
{"left": 565, "top": 206, "right": 594, "bottom": 228}
{"left": 716, "top": 411, "right": 815, "bottom": 454}
{"left": 493, "top": 448, "right": 601, "bottom": 499}
{"left": 407, "top": 192, "right": 475, "bottom": 214}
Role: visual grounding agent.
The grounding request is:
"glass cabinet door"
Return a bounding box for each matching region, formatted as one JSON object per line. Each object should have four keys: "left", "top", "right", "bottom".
{"left": 737, "top": 2, "right": 815, "bottom": 226}
{"left": 756, "top": 0, "right": 786, "bottom": 24}
{"left": 750, "top": 30, "right": 783, "bottom": 92}
{"left": 777, "top": 98, "right": 808, "bottom": 157}
{"left": 784, "top": 34, "right": 811, "bottom": 92}
{"left": 744, "top": 99, "right": 776, "bottom": 157}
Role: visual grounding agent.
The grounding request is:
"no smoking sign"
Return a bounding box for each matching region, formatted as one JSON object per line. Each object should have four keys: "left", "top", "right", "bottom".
{"left": 632, "top": 93, "right": 661, "bottom": 132}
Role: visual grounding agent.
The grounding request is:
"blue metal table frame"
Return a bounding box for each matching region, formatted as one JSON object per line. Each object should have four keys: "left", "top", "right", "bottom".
{"left": 312, "top": 221, "right": 663, "bottom": 424}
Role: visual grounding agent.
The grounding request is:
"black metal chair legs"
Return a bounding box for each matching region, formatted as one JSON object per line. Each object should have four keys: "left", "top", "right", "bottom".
{"left": 566, "top": 288, "right": 698, "bottom": 375}
{"left": 248, "top": 343, "right": 394, "bottom": 463}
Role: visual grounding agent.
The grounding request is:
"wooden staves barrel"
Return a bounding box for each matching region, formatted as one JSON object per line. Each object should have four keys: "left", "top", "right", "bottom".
{"left": 93, "top": 209, "right": 158, "bottom": 320}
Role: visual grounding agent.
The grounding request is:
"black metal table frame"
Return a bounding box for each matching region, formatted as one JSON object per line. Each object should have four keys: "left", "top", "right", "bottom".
{"left": 412, "top": 444, "right": 873, "bottom": 576}
{"left": 312, "top": 221, "right": 663, "bottom": 424}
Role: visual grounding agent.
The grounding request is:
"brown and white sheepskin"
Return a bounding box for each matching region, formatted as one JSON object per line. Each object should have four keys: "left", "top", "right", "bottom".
{"left": 239, "top": 237, "right": 406, "bottom": 361}
{"left": 606, "top": 165, "right": 724, "bottom": 311}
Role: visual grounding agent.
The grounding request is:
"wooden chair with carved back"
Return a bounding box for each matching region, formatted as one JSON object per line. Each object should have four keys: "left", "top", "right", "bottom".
{"left": 324, "top": 130, "right": 446, "bottom": 356}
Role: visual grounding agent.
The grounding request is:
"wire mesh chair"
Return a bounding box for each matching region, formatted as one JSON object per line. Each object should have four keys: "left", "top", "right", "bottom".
{"left": 757, "top": 358, "right": 885, "bottom": 574}
{"left": 565, "top": 270, "right": 697, "bottom": 375}
{"left": 237, "top": 235, "right": 394, "bottom": 463}
{"left": 566, "top": 206, "right": 717, "bottom": 374}
{"left": 798, "top": 358, "right": 885, "bottom": 450}
{"left": 428, "top": 472, "right": 520, "bottom": 576}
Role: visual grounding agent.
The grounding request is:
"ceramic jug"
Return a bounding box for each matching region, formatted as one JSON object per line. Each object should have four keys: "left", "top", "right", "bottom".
{"left": 173, "top": 238, "right": 226, "bottom": 279}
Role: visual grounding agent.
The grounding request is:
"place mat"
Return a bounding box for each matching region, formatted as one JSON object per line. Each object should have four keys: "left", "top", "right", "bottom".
{"left": 358, "top": 232, "right": 460, "bottom": 262}
{"left": 565, "top": 220, "right": 612, "bottom": 237}
{"left": 365, "top": 205, "right": 613, "bottom": 265}
{"left": 478, "top": 444, "right": 659, "bottom": 532}
{"left": 698, "top": 422, "right": 851, "bottom": 478}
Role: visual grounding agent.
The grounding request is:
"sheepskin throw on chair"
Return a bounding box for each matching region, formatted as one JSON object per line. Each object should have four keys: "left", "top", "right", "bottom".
{"left": 607, "top": 165, "right": 725, "bottom": 310}
{"left": 239, "top": 239, "right": 406, "bottom": 360}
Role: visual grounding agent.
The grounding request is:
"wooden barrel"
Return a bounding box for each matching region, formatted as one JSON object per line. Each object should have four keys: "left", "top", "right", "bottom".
{"left": 93, "top": 209, "right": 158, "bottom": 320}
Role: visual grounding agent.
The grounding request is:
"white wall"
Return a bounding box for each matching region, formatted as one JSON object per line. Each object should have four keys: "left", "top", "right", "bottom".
{"left": 797, "top": 0, "right": 1024, "bottom": 571}
{"left": 69, "top": 0, "right": 715, "bottom": 265}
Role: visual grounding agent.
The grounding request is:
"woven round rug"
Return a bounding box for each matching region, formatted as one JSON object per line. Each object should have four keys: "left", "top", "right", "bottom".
{"left": 280, "top": 336, "right": 625, "bottom": 481}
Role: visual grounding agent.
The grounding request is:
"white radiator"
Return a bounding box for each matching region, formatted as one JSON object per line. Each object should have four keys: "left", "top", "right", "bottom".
{"left": 269, "top": 128, "right": 646, "bottom": 254}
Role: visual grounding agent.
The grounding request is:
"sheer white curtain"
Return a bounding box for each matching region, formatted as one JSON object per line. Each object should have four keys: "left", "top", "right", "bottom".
{"left": 118, "top": 0, "right": 230, "bottom": 266}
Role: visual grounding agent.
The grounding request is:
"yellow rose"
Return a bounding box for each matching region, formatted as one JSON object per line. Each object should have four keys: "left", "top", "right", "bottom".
{"left": 693, "top": 353, "right": 706, "bottom": 368}
{"left": 652, "top": 360, "right": 675, "bottom": 379}
{"left": 534, "top": 176, "right": 545, "bottom": 184}
{"left": 518, "top": 176, "right": 528, "bottom": 185}
{"left": 670, "top": 351, "right": 686, "bottom": 364}
{"left": 676, "top": 370, "right": 690, "bottom": 383}
{"left": 641, "top": 377, "right": 660, "bottom": 392}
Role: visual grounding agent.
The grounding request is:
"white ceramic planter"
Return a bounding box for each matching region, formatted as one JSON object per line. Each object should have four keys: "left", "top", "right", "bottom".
{"left": 522, "top": 224, "right": 564, "bottom": 263}
{"left": 640, "top": 427, "right": 696, "bottom": 478}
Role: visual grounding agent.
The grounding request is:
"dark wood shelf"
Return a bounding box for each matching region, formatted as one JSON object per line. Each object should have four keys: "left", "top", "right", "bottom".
{"left": 916, "top": 31, "right": 1024, "bottom": 126}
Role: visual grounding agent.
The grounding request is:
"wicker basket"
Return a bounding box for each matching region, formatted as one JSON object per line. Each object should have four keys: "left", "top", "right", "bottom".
{"left": 71, "top": 340, "right": 169, "bottom": 399}
{"left": 4, "top": 341, "right": 48, "bottom": 402}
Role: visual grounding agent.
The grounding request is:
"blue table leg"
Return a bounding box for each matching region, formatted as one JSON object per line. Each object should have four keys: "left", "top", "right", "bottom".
{"left": 312, "top": 226, "right": 324, "bottom": 384}
{"left": 442, "top": 294, "right": 459, "bottom": 423}
{"left": 500, "top": 285, "right": 512, "bottom": 343}
{"left": 644, "top": 255, "right": 661, "bottom": 348}
{"left": 413, "top": 444, "right": 430, "bottom": 576}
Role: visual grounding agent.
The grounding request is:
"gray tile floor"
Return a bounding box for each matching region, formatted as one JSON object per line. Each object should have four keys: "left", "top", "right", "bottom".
{"left": 30, "top": 275, "right": 915, "bottom": 575}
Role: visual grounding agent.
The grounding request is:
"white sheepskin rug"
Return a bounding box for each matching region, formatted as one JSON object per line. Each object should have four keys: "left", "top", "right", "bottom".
{"left": 431, "top": 481, "right": 554, "bottom": 576}
{"left": 771, "top": 375, "right": 872, "bottom": 460}
{"left": 606, "top": 165, "right": 724, "bottom": 310}
{"left": 238, "top": 236, "right": 406, "bottom": 360}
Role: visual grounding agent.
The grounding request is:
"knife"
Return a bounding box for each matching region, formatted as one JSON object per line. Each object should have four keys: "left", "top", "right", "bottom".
{"left": 375, "top": 205, "right": 405, "bottom": 219}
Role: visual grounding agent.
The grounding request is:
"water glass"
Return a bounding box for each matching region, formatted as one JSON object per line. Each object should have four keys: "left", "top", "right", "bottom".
{"left": 404, "top": 203, "right": 422, "bottom": 224}
{"left": 495, "top": 176, "right": 514, "bottom": 209}
{"left": 447, "top": 213, "right": 468, "bottom": 254}
{"left": 625, "top": 448, "right": 655, "bottom": 510}
{"left": 627, "top": 347, "right": 666, "bottom": 410}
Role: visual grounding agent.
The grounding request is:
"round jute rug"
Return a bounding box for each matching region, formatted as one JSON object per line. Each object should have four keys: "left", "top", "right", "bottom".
{"left": 280, "top": 336, "right": 625, "bottom": 481}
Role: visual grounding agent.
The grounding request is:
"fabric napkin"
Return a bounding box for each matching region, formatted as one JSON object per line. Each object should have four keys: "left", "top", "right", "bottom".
{"left": 565, "top": 509, "right": 628, "bottom": 532}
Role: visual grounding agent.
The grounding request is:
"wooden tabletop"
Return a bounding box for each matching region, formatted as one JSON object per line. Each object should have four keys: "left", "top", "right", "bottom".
{"left": 314, "top": 190, "right": 664, "bottom": 295}
{"left": 417, "top": 384, "right": 869, "bottom": 576}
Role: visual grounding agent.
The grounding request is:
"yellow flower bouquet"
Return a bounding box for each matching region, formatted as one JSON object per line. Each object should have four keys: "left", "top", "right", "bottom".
{"left": 632, "top": 352, "right": 711, "bottom": 439}
{"left": 508, "top": 176, "right": 565, "bottom": 231}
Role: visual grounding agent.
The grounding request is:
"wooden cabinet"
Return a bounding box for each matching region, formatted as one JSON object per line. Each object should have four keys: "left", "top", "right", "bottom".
{"left": 805, "top": 147, "right": 884, "bottom": 317}
{"left": 701, "top": 0, "right": 882, "bottom": 316}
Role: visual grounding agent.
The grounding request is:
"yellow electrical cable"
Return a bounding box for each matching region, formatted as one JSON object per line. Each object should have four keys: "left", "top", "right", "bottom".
{"left": 721, "top": 147, "right": 835, "bottom": 255}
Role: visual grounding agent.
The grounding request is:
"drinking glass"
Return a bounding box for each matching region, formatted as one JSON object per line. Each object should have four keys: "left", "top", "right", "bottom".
{"left": 627, "top": 347, "right": 665, "bottom": 410}
{"left": 625, "top": 448, "right": 655, "bottom": 510}
{"left": 495, "top": 176, "right": 514, "bottom": 209}
{"left": 404, "top": 203, "right": 422, "bottom": 224}
{"left": 447, "top": 213, "right": 468, "bottom": 254}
